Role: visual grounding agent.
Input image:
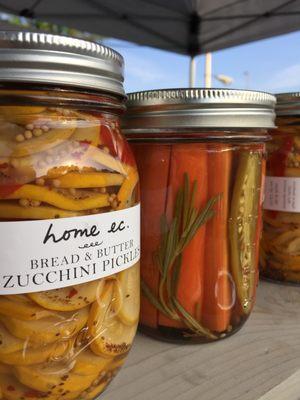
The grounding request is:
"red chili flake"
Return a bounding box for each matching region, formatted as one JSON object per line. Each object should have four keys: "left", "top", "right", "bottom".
{"left": 24, "top": 390, "right": 44, "bottom": 398}
{"left": 0, "top": 163, "right": 9, "bottom": 169}
{"left": 67, "top": 288, "right": 78, "bottom": 298}
{"left": 7, "top": 385, "right": 15, "bottom": 391}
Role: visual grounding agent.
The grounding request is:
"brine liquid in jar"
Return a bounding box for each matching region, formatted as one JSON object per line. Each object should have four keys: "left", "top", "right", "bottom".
{"left": 0, "top": 32, "right": 140, "bottom": 400}
{"left": 133, "top": 141, "right": 264, "bottom": 342}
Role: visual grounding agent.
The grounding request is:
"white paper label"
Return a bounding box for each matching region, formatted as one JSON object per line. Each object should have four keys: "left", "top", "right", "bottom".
{"left": 264, "top": 176, "right": 300, "bottom": 212}
{"left": 0, "top": 204, "right": 140, "bottom": 294}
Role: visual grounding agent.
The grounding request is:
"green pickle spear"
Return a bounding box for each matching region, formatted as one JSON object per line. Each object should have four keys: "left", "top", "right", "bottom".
{"left": 229, "top": 151, "right": 261, "bottom": 314}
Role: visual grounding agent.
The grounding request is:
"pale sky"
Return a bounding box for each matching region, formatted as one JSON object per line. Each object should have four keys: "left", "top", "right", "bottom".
{"left": 103, "top": 29, "right": 300, "bottom": 94}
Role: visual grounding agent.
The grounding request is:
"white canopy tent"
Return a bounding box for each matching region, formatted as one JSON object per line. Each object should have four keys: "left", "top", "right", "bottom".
{"left": 0, "top": 0, "right": 300, "bottom": 84}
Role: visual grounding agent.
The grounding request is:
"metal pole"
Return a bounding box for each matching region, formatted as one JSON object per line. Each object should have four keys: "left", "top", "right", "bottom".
{"left": 204, "top": 52, "right": 212, "bottom": 88}
{"left": 189, "top": 56, "right": 196, "bottom": 87}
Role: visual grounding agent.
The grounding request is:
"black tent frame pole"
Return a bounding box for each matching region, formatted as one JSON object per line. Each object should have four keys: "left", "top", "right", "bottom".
{"left": 188, "top": 12, "right": 201, "bottom": 87}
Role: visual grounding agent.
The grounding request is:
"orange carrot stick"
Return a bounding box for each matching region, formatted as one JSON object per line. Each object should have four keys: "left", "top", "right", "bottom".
{"left": 132, "top": 143, "right": 172, "bottom": 329}
{"left": 202, "top": 144, "right": 232, "bottom": 332}
{"left": 158, "top": 143, "right": 208, "bottom": 328}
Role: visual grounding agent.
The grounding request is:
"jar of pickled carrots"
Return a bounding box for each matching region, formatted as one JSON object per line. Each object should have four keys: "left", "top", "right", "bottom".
{"left": 261, "top": 92, "right": 300, "bottom": 284}
{"left": 123, "top": 89, "right": 275, "bottom": 343}
{"left": 0, "top": 31, "right": 140, "bottom": 399}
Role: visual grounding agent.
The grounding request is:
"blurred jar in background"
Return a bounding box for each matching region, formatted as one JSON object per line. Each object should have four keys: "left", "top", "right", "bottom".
{"left": 261, "top": 92, "right": 300, "bottom": 284}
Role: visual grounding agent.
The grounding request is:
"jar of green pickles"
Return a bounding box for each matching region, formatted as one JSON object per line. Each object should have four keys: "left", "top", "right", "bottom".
{"left": 0, "top": 31, "right": 140, "bottom": 399}
{"left": 124, "top": 89, "right": 275, "bottom": 343}
{"left": 261, "top": 92, "right": 300, "bottom": 284}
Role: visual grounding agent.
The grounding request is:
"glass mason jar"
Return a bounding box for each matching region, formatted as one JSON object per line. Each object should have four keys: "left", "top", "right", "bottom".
{"left": 0, "top": 32, "right": 140, "bottom": 399}
{"left": 261, "top": 92, "right": 300, "bottom": 284}
{"left": 123, "top": 89, "right": 275, "bottom": 343}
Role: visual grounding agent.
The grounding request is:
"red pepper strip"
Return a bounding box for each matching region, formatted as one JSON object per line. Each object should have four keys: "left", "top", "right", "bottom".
{"left": 100, "top": 124, "right": 136, "bottom": 167}
{"left": 67, "top": 288, "right": 78, "bottom": 298}
{"left": 0, "top": 184, "right": 22, "bottom": 197}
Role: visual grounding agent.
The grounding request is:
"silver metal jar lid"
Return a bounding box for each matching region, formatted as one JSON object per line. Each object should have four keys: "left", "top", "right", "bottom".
{"left": 0, "top": 31, "right": 124, "bottom": 96}
{"left": 123, "top": 88, "right": 276, "bottom": 131}
{"left": 276, "top": 92, "right": 300, "bottom": 116}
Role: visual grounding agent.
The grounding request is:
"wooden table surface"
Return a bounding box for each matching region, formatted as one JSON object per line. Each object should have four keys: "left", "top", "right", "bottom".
{"left": 102, "top": 280, "right": 300, "bottom": 400}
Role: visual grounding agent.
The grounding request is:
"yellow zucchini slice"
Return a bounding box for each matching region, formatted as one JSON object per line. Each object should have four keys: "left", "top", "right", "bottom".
{"left": 6, "top": 184, "right": 110, "bottom": 211}
{"left": 15, "top": 363, "right": 98, "bottom": 394}
{"left": 84, "top": 381, "right": 108, "bottom": 399}
{"left": 0, "top": 202, "right": 84, "bottom": 220}
{"left": 118, "top": 263, "right": 140, "bottom": 326}
{"left": 0, "top": 340, "right": 70, "bottom": 366}
{"left": 0, "top": 324, "right": 24, "bottom": 355}
{"left": 72, "top": 349, "right": 111, "bottom": 376}
{"left": 1, "top": 307, "right": 89, "bottom": 344}
{"left": 88, "top": 281, "right": 135, "bottom": 357}
{"left": 91, "top": 319, "right": 136, "bottom": 357}
{"left": 0, "top": 362, "right": 11, "bottom": 374}
{"left": 72, "top": 123, "right": 100, "bottom": 147}
{"left": 271, "top": 229, "right": 300, "bottom": 254}
{"left": 85, "top": 146, "right": 126, "bottom": 175}
{"left": 0, "top": 296, "right": 53, "bottom": 321}
{"left": 0, "top": 373, "right": 80, "bottom": 400}
{"left": 29, "top": 280, "right": 104, "bottom": 312}
{"left": 51, "top": 171, "right": 124, "bottom": 189}
{"left": 117, "top": 167, "right": 139, "bottom": 209}
{"left": 12, "top": 126, "right": 76, "bottom": 158}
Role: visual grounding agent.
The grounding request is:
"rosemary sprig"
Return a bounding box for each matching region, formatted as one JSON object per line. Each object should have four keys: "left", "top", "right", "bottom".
{"left": 142, "top": 173, "right": 219, "bottom": 339}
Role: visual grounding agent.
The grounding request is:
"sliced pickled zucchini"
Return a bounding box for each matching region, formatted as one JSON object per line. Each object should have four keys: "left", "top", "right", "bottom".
{"left": 6, "top": 184, "right": 110, "bottom": 211}
{"left": 0, "top": 324, "right": 24, "bottom": 355}
{"left": 0, "top": 295, "right": 53, "bottom": 321}
{"left": 0, "top": 106, "right": 45, "bottom": 121}
{"left": 90, "top": 318, "right": 136, "bottom": 357}
{"left": 85, "top": 146, "right": 126, "bottom": 175}
{"left": 117, "top": 167, "right": 139, "bottom": 209}
{"left": 84, "top": 381, "right": 108, "bottom": 399}
{"left": 118, "top": 263, "right": 140, "bottom": 326}
{"left": 29, "top": 280, "right": 104, "bottom": 311}
{"left": 0, "top": 362, "right": 10, "bottom": 375}
{"left": 229, "top": 151, "right": 261, "bottom": 314}
{"left": 0, "top": 373, "right": 81, "bottom": 400}
{"left": 0, "top": 340, "right": 70, "bottom": 365}
{"left": 15, "top": 363, "right": 98, "bottom": 395}
{"left": 271, "top": 229, "right": 300, "bottom": 254}
{"left": 51, "top": 171, "right": 124, "bottom": 188}
{"left": 72, "top": 349, "right": 111, "bottom": 376}
{"left": 72, "top": 122, "right": 100, "bottom": 147}
{"left": 12, "top": 126, "right": 76, "bottom": 158}
{"left": 1, "top": 307, "right": 89, "bottom": 344}
{"left": 88, "top": 281, "right": 135, "bottom": 356}
{"left": 0, "top": 202, "right": 84, "bottom": 220}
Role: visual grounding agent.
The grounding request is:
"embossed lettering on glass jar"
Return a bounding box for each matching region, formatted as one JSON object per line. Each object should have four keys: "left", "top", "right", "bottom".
{"left": 124, "top": 88, "right": 275, "bottom": 343}
{"left": 261, "top": 92, "right": 300, "bottom": 284}
{"left": 0, "top": 31, "right": 140, "bottom": 399}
